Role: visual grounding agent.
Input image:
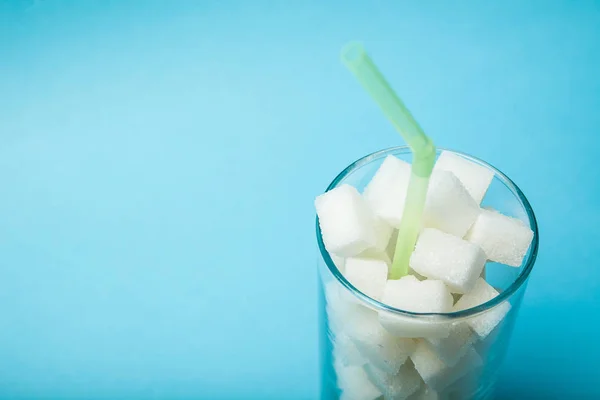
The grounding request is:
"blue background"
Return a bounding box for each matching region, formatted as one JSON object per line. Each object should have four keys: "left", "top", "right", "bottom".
{"left": 1, "top": 1, "right": 599, "bottom": 399}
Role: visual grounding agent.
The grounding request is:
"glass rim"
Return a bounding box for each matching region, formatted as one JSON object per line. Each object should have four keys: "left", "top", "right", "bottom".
{"left": 316, "top": 145, "right": 539, "bottom": 320}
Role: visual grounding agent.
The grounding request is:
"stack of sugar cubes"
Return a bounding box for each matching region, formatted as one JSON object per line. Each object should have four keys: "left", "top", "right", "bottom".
{"left": 316, "top": 151, "right": 534, "bottom": 400}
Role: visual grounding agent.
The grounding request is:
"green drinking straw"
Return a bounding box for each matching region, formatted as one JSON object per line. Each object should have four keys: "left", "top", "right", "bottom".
{"left": 341, "top": 42, "right": 436, "bottom": 279}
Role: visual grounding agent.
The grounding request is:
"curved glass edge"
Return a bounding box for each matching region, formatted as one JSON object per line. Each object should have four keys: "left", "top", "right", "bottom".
{"left": 316, "top": 146, "right": 539, "bottom": 320}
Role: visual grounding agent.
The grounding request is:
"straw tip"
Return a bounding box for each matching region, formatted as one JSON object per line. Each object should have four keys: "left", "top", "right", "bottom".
{"left": 341, "top": 41, "right": 366, "bottom": 66}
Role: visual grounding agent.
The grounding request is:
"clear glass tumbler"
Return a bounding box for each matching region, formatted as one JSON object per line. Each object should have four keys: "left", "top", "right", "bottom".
{"left": 317, "top": 146, "right": 538, "bottom": 400}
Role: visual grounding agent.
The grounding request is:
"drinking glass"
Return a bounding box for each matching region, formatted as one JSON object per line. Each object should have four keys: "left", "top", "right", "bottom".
{"left": 317, "top": 146, "right": 539, "bottom": 400}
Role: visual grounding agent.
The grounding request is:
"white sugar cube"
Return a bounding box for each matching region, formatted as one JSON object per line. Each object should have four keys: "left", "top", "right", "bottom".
{"left": 316, "top": 184, "right": 392, "bottom": 257}
{"left": 424, "top": 323, "right": 475, "bottom": 367}
{"left": 411, "top": 342, "right": 482, "bottom": 391}
{"left": 344, "top": 257, "right": 389, "bottom": 301}
{"left": 336, "top": 363, "right": 383, "bottom": 400}
{"left": 325, "top": 281, "right": 363, "bottom": 335}
{"left": 449, "top": 266, "right": 487, "bottom": 303}
{"left": 374, "top": 217, "right": 395, "bottom": 253}
{"left": 466, "top": 209, "right": 534, "bottom": 267}
{"left": 381, "top": 276, "right": 454, "bottom": 313}
{"left": 364, "top": 361, "right": 422, "bottom": 400}
{"left": 434, "top": 151, "right": 494, "bottom": 204}
{"left": 325, "top": 281, "right": 353, "bottom": 319}
{"left": 453, "top": 278, "right": 511, "bottom": 339}
{"left": 407, "top": 386, "right": 439, "bottom": 400}
{"left": 379, "top": 312, "right": 452, "bottom": 340}
{"left": 346, "top": 305, "right": 416, "bottom": 374}
{"left": 378, "top": 276, "right": 453, "bottom": 339}
{"left": 325, "top": 281, "right": 364, "bottom": 336}
{"left": 333, "top": 332, "right": 367, "bottom": 367}
{"left": 410, "top": 229, "right": 487, "bottom": 294}
{"left": 364, "top": 155, "right": 412, "bottom": 228}
{"left": 423, "top": 170, "right": 480, "bottom": 237}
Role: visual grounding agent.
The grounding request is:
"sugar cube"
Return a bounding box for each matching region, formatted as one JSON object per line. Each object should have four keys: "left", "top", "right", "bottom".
{"left": 378, "top": 276, "right": 453, "bottom": 339}
{"left": 374, "top": 217, "right": 395, "bottom": 253}
{"left": 336, "top": 363, "right": 383, "bottom": 400}
{"left": 325, "top": 281, "right": 352, "bottom": 318}
{"left": 325, "top": 281, "right": 363, "bottom": 336}
{"left": 410, "top": 229, "right": 487, "bottom": 294}
{"left": 434, "top": 151, "right": 494, "bottom": 204}
{"left": 466, "top": 209, "right": 534, "bottom": 267}
{"left": 346, "top": 305, "right": 416, "bottom": 374}
{"left": 379, "top": 311, "right": 452, "bottom": 340}
{"left": 333, "top": 332, "right": 367, "bottom": 367}
{"left": 411, "top": 342, "right": 482, "bottom": 391}
{"left": 364, "top": 155, "right": 412, "bottom": 228}
{"left": 448, "top": 267, "right": 486, "bottom": 304}
{"left": 364, "top": 361, "right": 422, "bottom": 400}
{"left": 381, "top": 276, "right": 454, "bottom": 313}
{"left": 424, "top": 323, "right": 475, "bottom": 367}
{"left": 344, "top": 257, "right": 389, "bottom": 301}
{"left": 453, "top": 278, "right": 511, "bottom": 339}
{"left": 422, "top": 170, "right": 480, "bottom": 237}
{"left": 316, "top": 184, "right": 392, "bottom": 257}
